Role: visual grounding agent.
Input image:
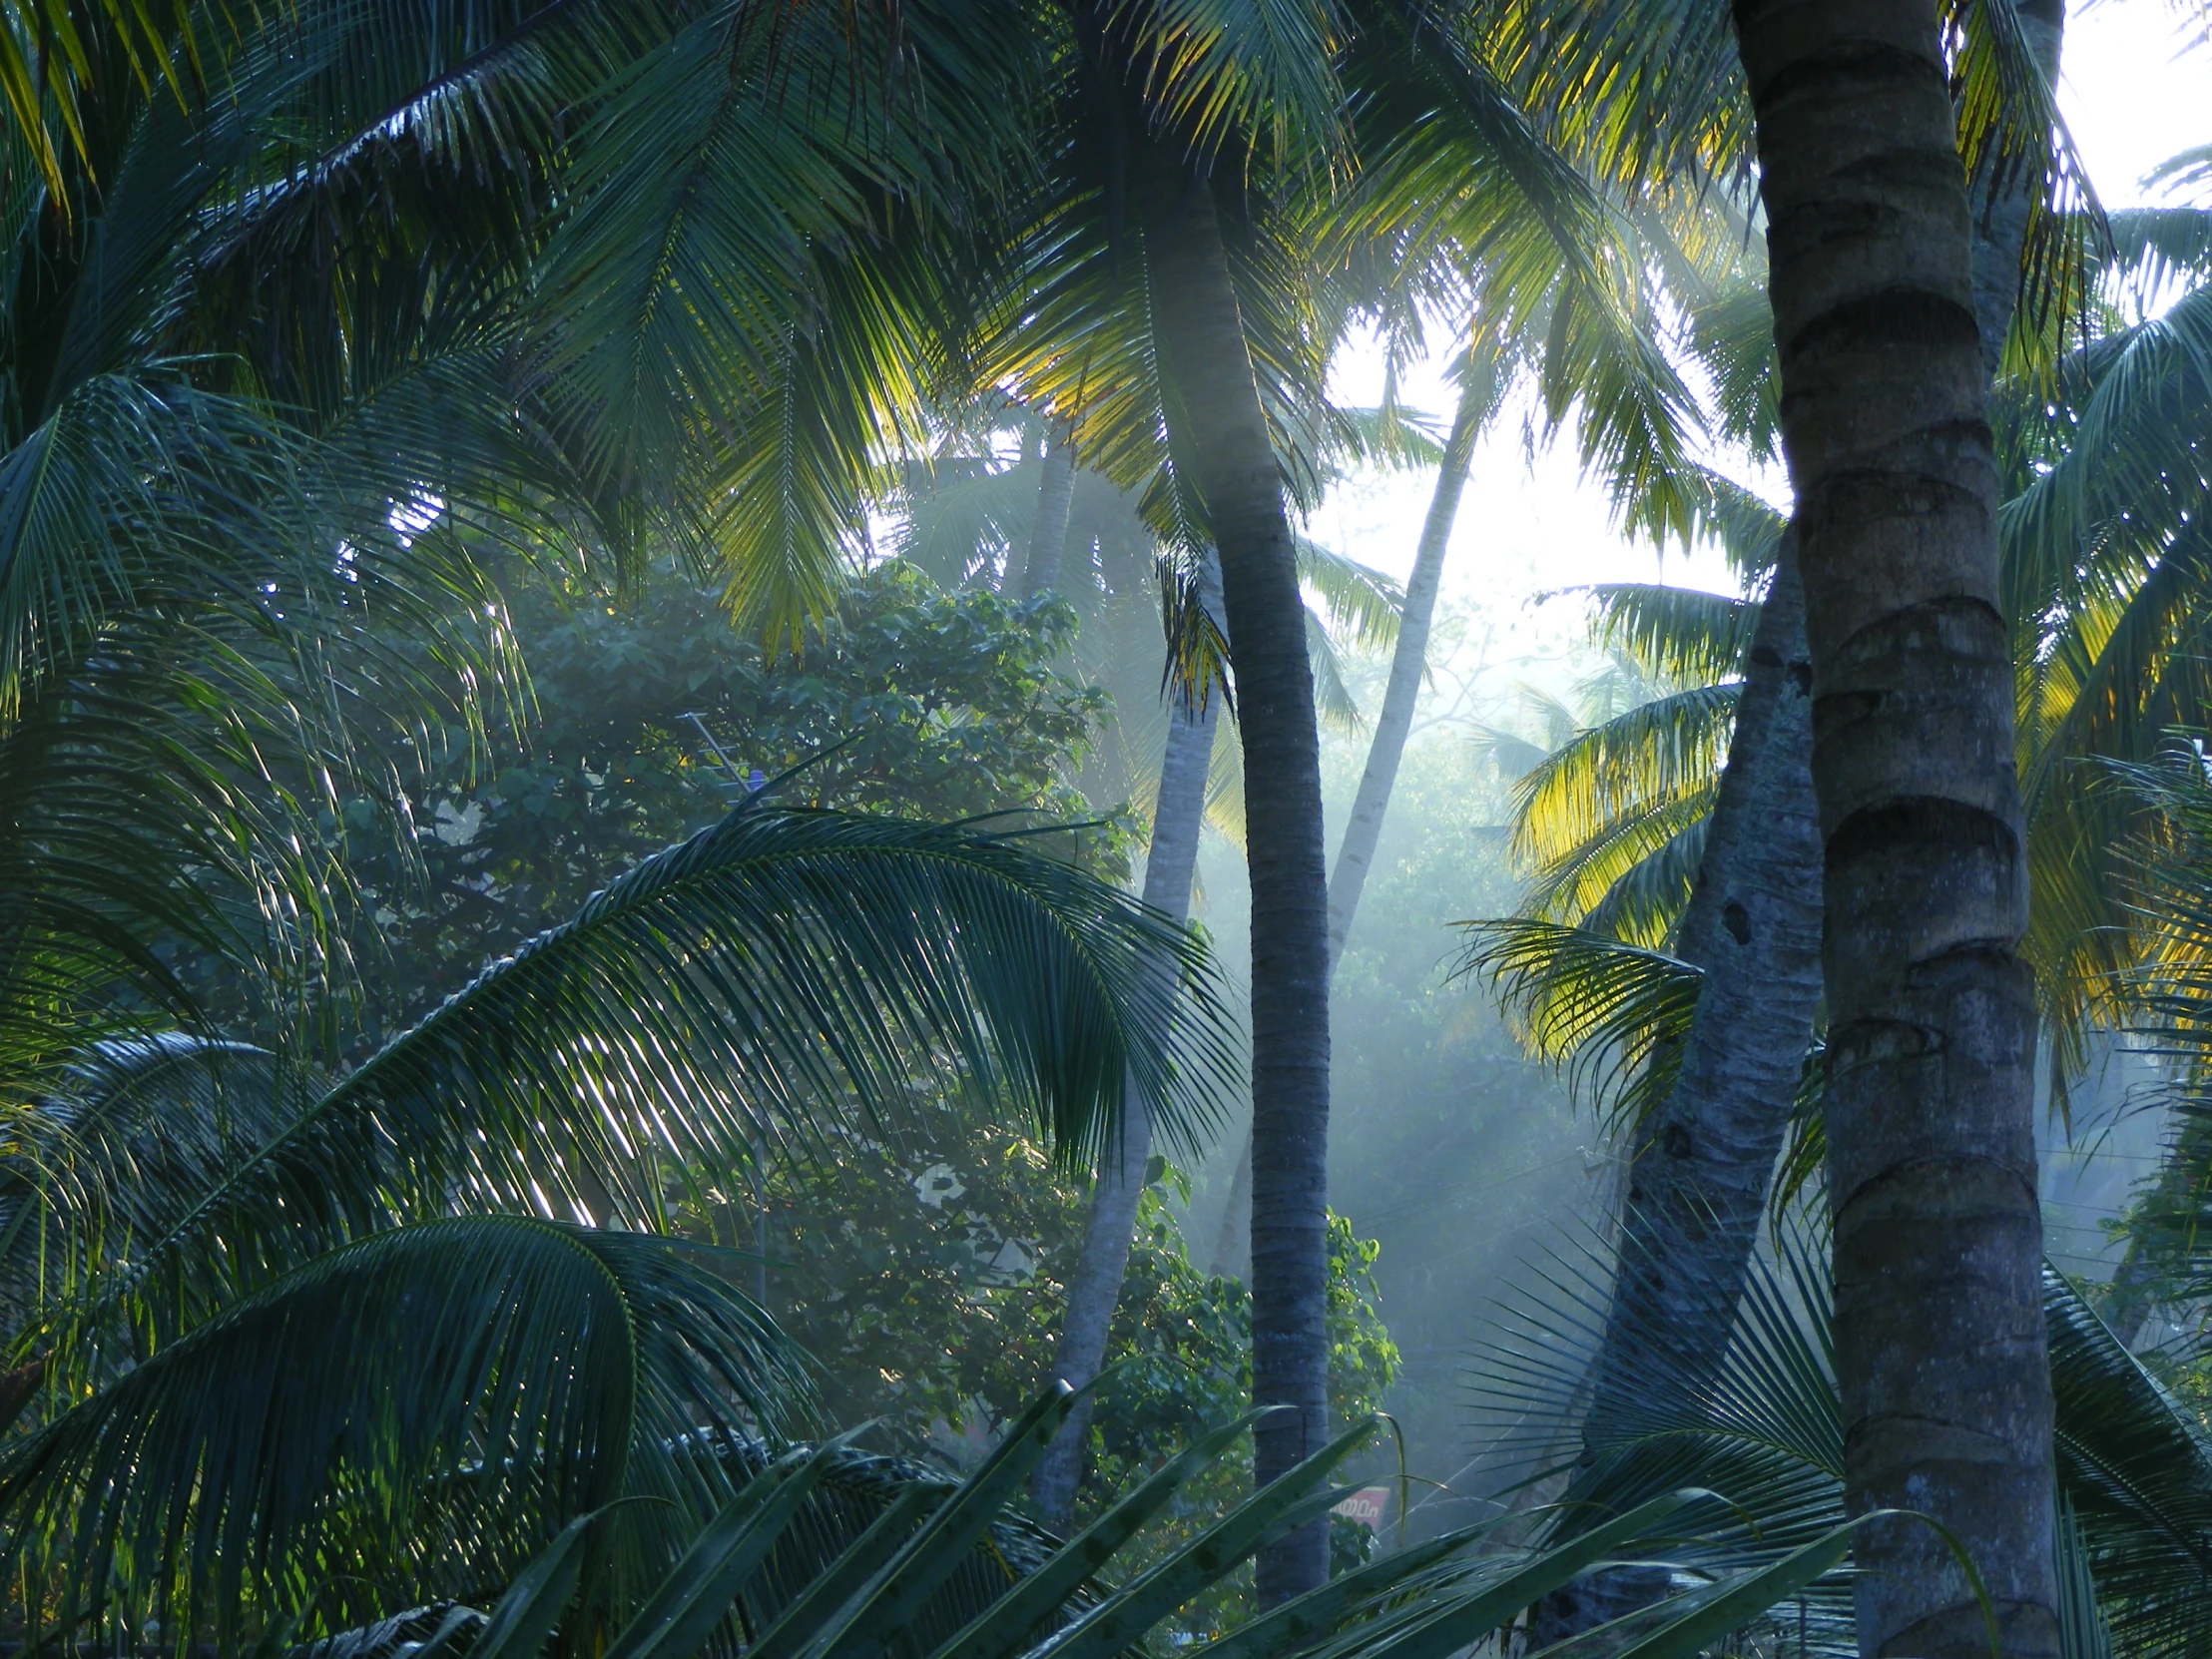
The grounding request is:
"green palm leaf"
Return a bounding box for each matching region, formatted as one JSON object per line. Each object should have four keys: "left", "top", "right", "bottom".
{"left": 0, "top": 1214, "right": 808, "bottom": 1649}
{"left": 29, "top": 803, "right": 1237, "bottom": 1347}
{"left": 1474, "top": 1219, "right": 2212, "bottom": 1657}
{"left": 1452, "top": 918, "right": 1700, "bottom": 1134}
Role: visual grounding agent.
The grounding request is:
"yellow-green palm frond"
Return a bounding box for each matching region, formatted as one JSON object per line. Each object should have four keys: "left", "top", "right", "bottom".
{"left": 1480, "top": 0, "right": 2103, "bottom": 358}
{"left": 1520, "top": 784, "right": 1719, "bottom": 947}
{"left": 1576, "top": 814, "right": 1708, "bottom": 946}
{"left": 2015, "top": 527, "right": 2212, "bottom": 1099}
{"left": 1508, "top": 682, "right": 1736, "bottom": 891}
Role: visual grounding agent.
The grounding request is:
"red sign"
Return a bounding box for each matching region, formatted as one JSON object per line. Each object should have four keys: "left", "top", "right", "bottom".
{"left": 1331, "top": 1486, "right": 1391, "bottom": 1529}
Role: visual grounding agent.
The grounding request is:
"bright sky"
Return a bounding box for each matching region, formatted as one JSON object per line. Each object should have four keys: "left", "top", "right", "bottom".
{"left": 1317, "top": 2, "right": 2212, "bottom": 687}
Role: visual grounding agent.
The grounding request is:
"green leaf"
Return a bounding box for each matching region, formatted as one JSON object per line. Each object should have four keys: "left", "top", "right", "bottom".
{"left": 925, "top": 1410, "right": 1271, "bottom": 1659}
{"left": 467, "top": 1508, "right": 612, "bottom": 1659}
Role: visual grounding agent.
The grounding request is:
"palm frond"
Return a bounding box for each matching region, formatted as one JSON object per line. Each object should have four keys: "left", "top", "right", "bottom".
{"left": 0, "top": 1215, "right": 808, "bottom": 1648}
{"left": 28, "top": 805, "right": 1240, "bottom": 1348}
{"left": 1508, "top": 683, "right": 1737, "bottom": 894}
{"left": 1475, "top": 1222, "right": 2199, "bottom": 1656}
{"left": 1126, "top": 0, "right": 1351, "bottom": 168}
{"left": 1296, "top": 536, "right": 1402, "bottom": 651}
{"left": 414, "top": 1382, "right": 1856, "bottom": 1659}
{"left": 1452, "top": 918, "right": 1700, "bottom": 1134}
{"left": 1582, "top": 585, "right": 1755, "bottom": 685}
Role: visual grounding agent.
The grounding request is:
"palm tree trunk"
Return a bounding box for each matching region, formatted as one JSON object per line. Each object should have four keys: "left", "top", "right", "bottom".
{"left": 1583, "top": 541, "right": 1823, "bottom": 1422}
{"left": 1207, "top": 1130, "right": 1253, "bottom": 1279}
{"left": 1527, "top": 541, "right": 1823, "bottom": 1646}
{"left": 1732, "top": 1, "right": 2057, "bottom": 1652}
{"left": 1207, "top": 345, "right": 1495, "bottom": 1283}
{"left": 1543, "top": 5, "right": 2063, "bottom": 1634}
{"left": 1024, "top": 422, "right": 1078, "bottom": 596}
{"left": 1029, "top": 673, "right": 1222, "bottom": 1529}
{"left": 1326, "top": 347, "right": 1494, "bottom": 958}
{"left": 1966, "top": 0, "right": 2064, "bottom": 382}
{"left": 1136, "top": 141, "right": 1334, "bottom": 1607}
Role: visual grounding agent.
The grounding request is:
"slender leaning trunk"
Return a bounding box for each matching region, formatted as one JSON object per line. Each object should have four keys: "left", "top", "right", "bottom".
{"left": 1024, "top": 423, "right": 1078, "bottom": 596}
{"left": 1731, "top": 3, "right": 2057, "bottom": 1653}
{"left": 1207, "top": 348, "right": 1494, "bottom": 1280}
{"left": 1136, "top": 142, "right": 1335, "bottom": 1606}
{"left": 1326, "top": 348, "right": 1493, "bottom": 956}
{"left": 1030, "top": 575, "right": 1224, "bottom": 1530}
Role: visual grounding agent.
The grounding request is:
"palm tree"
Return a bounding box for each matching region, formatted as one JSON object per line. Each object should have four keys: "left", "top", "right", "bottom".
{"left": 1648, "top": 1, "right": 2057, "bottom": 1644}
{"left": 1474, "top": 176, "right": 2212, "bottom": 1647}
{"left": 0, "top": 799, "right": 1243, "bottom": 1643}
{"left": 985, "top": 3, "right": 1715, "bottom": 1590}
{"left": 873, "top": 419, "right": 1400, "bottom": 1528}
{"left": 1324, "top": 343, "right": 1504, "bottom": 963}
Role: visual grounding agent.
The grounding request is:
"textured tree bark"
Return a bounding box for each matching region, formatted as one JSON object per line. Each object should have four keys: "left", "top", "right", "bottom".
{"left": 1023, "top": 423, "right": 1078, "bottom": 596}
{"left": 1731, "top": 1, "right": 2058, "bottom": 1653}
{"left": 1029, "top": 571, "right": 1224, "bottom": 1531}
{"left": 1582, "top": 544, "right": 1823, "bottom": 1429}
{"left": 1207, "top": 348, "right": 1494, "bottom": 1283}
{"left": 1135, "top": 142, "right": 1334, "bottom": 1606}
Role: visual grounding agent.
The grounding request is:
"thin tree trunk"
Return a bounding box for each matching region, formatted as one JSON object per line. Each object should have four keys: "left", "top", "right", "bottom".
{"left": 1326, "top": 347, "right": 1494, "bottom": 959}
{"left": 1732, "top": 1, "right": 2057, "bottom": 1652}
{"left": 1208, "top": 345, "right": 1496, "bottom": 1282}
{"left": 1029, "top": 570, "right": 1224, "bottom": 1531}
{"left": 1136, "top": 142, "right": 1334, "bottom": 1607}
{"left": 1024, "top": 423, "right": 1078, "bottom": 596}
{"left": 1208, "top": 1130, "right": 1253, "bottom": 1279}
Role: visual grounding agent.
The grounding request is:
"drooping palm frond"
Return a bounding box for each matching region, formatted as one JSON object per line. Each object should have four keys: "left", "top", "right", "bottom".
{"left": 0, "top": 1214, "right": 810, "bottom": 1651}
{"left": 1306, "top": 608, "right": 1369, "bottom": 734}
{"left": 1296, "top": 536, "right": 1403, "bottom": 652}
{"left": 1478, "top": 0, "right": 2104, "bottom": 360}
{"left": 1581, "top": 584, "right": 1755, "bottom": 687}
{"left": 1506, "top": 684, "right": 1736, "bottom": 913}
{"left": 1683, "top": 284, "right": 1782, "bottom": 465}
{"left": 1515, "top": 783, "right": 1718, "bottom": 950}
{"left": 2002, "top": 277, "right": 2212, "bottom": 629}
{"left": 1126, "top": 0, "right": 1351, "bottom": 167}
{"left": 2045, "top": 1278, "right": 2212, "bottom": 1656}
{"left": 18, "top": 803, "right": 1240, "bottom": 1357}
{"left": 1315, "top": 401, "right": 1450, "bottom": 472}
{"left": 0, "top": 605, "right": 475, "bottom": 1098}
{"left": 1452, "top": 918, "right": 1700, "bottom": 1135}
{"left": 2096, "top": 207, "right": 2212, "bottom": 313}
{"left": 886, "top": 453, "right": 1049, "bottom": 591}
{"left": 389, "top": 1381, "right": 1868, "bottom": 1659}
{"left": 1573, "top": 816, "right": 1708, "bottom": 949}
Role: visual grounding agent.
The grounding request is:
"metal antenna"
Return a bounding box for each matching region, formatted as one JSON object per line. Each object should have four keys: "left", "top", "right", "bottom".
{"left": 677, "top": 710, "right": 743, "bottom": 783}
